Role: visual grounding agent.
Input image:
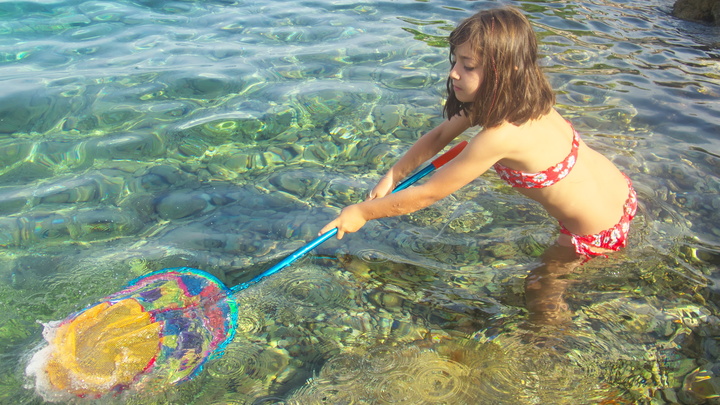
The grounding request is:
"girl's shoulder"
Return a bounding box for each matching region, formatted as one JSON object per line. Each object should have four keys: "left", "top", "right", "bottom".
{"left": 466, "top": 122, "right": 523, "bottom": 162}
{"left": 470, "top": 112, "right": 569, "bottom": 165}
{"left": 474, "top": 121, "right": 524, "bottom": 146}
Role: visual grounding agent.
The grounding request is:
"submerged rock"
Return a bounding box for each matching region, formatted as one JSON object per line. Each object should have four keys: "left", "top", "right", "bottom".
{"left": 673, "top": 0, "right": 720, "bottom": 25}
{"left": 155, "top": 192, "right": 208, "bottom": 220}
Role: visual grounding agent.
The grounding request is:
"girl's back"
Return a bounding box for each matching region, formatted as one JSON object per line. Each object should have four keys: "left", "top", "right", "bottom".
{"left": 491, "top": 108, "right": 630, "bottom": 236}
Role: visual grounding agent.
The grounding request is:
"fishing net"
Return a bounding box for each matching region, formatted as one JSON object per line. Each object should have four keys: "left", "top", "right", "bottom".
{"left": 25, "top": 143, "right": 468, "bottom": 400}
{"left": 27, "top": 267, "right": 238, "bottom": 399}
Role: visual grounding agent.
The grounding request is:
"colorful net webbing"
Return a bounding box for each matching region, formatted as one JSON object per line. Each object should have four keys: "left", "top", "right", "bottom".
{"left": 40, "top": 267, "right": 238, "bottom": 398}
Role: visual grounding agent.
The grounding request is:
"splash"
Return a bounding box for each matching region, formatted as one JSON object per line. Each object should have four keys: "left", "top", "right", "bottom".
{"left": 26, "top": 300, "right": 161, "bottom": 401}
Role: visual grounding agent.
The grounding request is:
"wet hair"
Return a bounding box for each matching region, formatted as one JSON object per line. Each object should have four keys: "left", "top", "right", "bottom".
{"left": 443, "top": 7, "right": 555, "bottom": 128}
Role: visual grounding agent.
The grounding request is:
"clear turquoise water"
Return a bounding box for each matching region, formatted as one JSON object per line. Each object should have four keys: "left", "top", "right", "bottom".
{"left": 1, "top": 0, "right": 719, "bottom": 403}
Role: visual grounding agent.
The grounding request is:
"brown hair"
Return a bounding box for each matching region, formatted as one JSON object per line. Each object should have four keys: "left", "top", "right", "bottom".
{"left": 443, "top": 7, "right": 555, "bottom": 128}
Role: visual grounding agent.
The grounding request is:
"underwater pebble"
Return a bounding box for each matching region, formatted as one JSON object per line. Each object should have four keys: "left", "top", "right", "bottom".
{"left": 207, "top": 163, "right": 238, "bottom": 180}
{"left": 372, "top": 104, "right": 402, "bottom": 133}
{"left": 148, "top": 165, "right": 186, "bottom": 185}
{"left": 155, "top": 192, "right": 208, "bottom": 219}
{"left": 269, "top": 171, "right": 324, "bottom": 199}
{"left": 0, "top": 189, "right": 29, "bottom": 215}
{"left": 178, "top": 141, "right": 208, "bottom": 157}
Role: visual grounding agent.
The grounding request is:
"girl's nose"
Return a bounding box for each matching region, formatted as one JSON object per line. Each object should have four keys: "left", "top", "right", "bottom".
{"left": 449, "top": 66, "right": 460, "bottom": 80}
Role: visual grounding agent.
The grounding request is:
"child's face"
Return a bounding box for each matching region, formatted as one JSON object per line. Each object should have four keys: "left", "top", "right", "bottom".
{"left": 449, "top": 42, "right": 482, "bottom": 103}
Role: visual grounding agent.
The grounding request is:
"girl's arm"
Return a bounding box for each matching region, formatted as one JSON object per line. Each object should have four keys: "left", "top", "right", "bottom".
{"left": 321, "top": 126, "right": 510, "bottom": 239}
{"left": 368, "top": 113, "right": 472, "bottom": 200}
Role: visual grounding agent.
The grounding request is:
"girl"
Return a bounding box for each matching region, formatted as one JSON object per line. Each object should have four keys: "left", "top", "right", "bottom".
{"left": 320, "top": 7, "right": 637, "bottom": 261}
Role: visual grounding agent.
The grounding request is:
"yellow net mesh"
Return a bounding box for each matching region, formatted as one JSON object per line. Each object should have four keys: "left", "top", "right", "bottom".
{"left": 44, "top": 299, "right": 162, "bottom": 396}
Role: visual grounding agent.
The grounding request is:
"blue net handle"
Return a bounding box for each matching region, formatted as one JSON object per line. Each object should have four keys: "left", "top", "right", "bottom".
{"left": 230, "top": 141, "right": 468, "bottom": 293}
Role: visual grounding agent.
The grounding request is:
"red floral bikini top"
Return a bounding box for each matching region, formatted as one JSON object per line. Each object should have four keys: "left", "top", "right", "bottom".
{"left": 493, "top": 127, "right": 580, "bottom": 189}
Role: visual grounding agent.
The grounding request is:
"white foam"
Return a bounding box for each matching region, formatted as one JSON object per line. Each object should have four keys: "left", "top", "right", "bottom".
{"left": 25, "top": 321, "right": 74, "bottom": 403}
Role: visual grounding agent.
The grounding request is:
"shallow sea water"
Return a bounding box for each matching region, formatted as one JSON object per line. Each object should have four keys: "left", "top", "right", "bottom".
{"left": 1, "top": 0, "right": 719, "bottom": 403}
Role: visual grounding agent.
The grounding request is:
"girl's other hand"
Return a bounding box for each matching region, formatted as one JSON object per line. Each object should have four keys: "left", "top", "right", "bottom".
{"left": 367, "top": 174, "right": 394, "bottom": 201}
{"left": 319, "top": 204, "right": 367, "bottom": 239}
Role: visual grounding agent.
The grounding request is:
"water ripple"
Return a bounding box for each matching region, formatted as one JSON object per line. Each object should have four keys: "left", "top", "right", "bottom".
{"left": 318, "top": 351, "right": 367, "bottom": 383}
{"left": 205, "top": 343, "right": 265, "bottom": 380}
{"left": 412, "top": 356, "right": 474, "bottom": 402}
{"left": 274, "top": 267, "right": 349, "bottom": 308}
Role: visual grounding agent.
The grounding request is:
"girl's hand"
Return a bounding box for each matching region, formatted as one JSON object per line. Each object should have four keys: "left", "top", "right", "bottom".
{"left": 319, "top": 204, "right": 367, "bottom": 239}
{"left": 367, "top": 174, "right": 394, "bottom": 201}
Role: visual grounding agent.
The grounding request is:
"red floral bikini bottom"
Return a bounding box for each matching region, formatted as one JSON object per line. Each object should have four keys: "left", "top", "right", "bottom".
{"left": 559, "top": 175, "right": 638, "bottom": 259}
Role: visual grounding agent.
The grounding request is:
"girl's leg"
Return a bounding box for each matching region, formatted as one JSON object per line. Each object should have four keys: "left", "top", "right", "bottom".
{"left": 524, "top": 243, "right": 582, "bottom": 325}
